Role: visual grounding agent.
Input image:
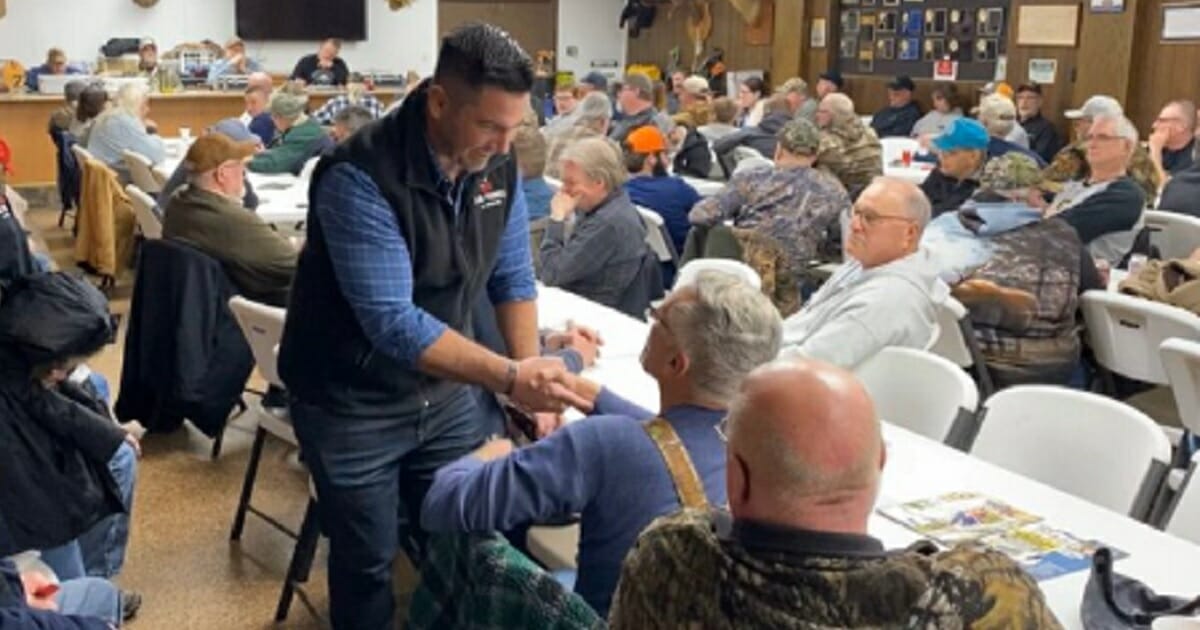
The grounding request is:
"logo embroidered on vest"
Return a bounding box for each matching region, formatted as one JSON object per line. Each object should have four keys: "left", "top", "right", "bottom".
{"left": 474, "top": 176, "right": 508, "bottom": 210}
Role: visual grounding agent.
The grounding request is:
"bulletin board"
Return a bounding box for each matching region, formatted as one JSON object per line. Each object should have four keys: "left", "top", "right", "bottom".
{"left": 835, "top": 0, "right": 1010, "bottom": 81}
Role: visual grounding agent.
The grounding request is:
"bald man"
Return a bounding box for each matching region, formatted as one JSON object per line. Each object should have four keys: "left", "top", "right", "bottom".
{"left": 609, "top": 360, "right": 1063, "bottom": 629}
{"left": 780, "top": 177, "right": 946, "bottom": 369}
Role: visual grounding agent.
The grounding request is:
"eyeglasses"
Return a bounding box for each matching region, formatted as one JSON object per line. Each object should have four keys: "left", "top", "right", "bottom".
{"left": 1085, "top": 133, "right": 1125, "bottom": 144}
{"left": 715, "top": 416, "right": 729, "bottom": 442}
{"left": 849, "top": 206, "right": 914, "bottom": 227}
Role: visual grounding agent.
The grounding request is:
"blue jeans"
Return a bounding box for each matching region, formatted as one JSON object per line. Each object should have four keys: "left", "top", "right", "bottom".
{"left": 292, "top": 387, "right": 485, "bottom": 630}
{"left": 56, "top": 577, "right": 122, "bottom": 626}
{"left": 41, "top": 441, "right": 137, "bottom": 580}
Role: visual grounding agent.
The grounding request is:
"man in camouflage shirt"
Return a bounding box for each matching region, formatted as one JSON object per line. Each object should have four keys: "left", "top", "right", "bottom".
{"left": 1044, "top": 94, "right": 1161, "bottom": 201}
{"left": 609, "top": 360, "right": 1063, "bottom": 630}
{"left": 814, "top": 92, "right": 883, "bottom": 195}
{"left": 689, "top": 118, "right": 850, "bottom": 273}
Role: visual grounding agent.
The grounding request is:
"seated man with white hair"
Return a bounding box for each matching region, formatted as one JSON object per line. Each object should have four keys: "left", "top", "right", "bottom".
{"left": 814, "top": 92, "right": 882, "bottom": 194}
{"left": 978, "top": 94, "right": 1046, "bottom": 166}
{"left": 85, "top": 83, "right": 165, "bottom": 173}
{"left": 422, "top": 270, "right": 783, "bottom": 617}
{"left": 1044, "top": 113, "right": 1146, "bottom": 266}
{"left": 539, "top": 137, "right": 657, "bottom": 314}
{"left": 610, "top": 359, "right": 1062, "bottom": 628}
{"left": 545, "top": 92, "right": 621, "bottom": 179}
{"left": 780, "top": 176, "right": 946, "bottom": 369}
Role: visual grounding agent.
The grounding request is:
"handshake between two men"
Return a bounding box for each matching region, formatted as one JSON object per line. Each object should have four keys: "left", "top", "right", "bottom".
{"left": 503, "top": 323, "right": 604, "bottom": 439}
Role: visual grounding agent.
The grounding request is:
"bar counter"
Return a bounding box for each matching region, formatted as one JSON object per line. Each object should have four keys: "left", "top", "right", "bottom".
{"left": 0, "top": 88, "right": 401, "bottom": 186}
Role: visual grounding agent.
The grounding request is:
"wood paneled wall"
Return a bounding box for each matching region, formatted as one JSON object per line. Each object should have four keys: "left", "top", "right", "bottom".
{"left": 625, "top": 0, "right": 773, "bottom": 83}
{"left": 439, "top": 0, "right": 558, "bottom": 58}
{"left": 1127, "top": 0, "right": 1200, "bottom": 132}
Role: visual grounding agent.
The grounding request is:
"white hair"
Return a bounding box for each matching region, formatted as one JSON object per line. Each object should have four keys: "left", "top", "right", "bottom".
{"left": 666, "top": 271, "right": 783, "bottom": 402}
{"left": 822, "top": 92, "right": 856, "bottom": 123}
{"left": 1093, "top": 113, "right": 1139, "bottom": 146}
{"left": 561, "top": 136, "right": 627, "bottom": 192}
{"left": 114, "top": 82, "right": 150, "bottom": 116}
{"left": 575, "top": 92, "right": 613, "bottom": 126}
{"left": 978, "top": 95, "right": 1017, "bottom": 137}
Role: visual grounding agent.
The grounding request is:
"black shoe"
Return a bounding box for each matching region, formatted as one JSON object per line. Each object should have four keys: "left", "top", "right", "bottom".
{"left": 120, "top": 590, "right": 143, "bottom": 622}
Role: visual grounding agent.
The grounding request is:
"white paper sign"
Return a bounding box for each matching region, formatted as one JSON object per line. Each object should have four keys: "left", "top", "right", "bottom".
{"left": 1028, "top": 58, "right": 1057, "bottom": 84}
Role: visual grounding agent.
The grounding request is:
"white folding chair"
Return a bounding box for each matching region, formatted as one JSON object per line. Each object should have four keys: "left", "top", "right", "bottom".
{"left": 635, "top": 205, "right": 678, "bottom": 265}
{"left": 122, "top": 150, "right": 165, "bottom": 195}
{"left": 297, "top": 156, "right": 320, "bottom": 181}
{"left": 1164, "top": 452, "right": 1200, "bottom": 545}
{"left": 927, "top": 296, "right": 996, "bottom": 398}
{"left": 1082, "top": 290, "right": 1200, "bottom": 390}
{"left": 972, "top": 385, "right": 1172, "bottom": 519}
{"left": 1145, "top": 210, "right": 1200, "bottom": 260}
{"left": 1155, "top": 338, "right": 1200, "bottom": 516}
{"left": 70, "top": 144, "right": 96, "bottom": 169}
{"left": 226, "top": 297, "right": 300, "bottom": 541}
{"left": 124, "top": 184, "right": 162, "bottom": 240}
{"left": 855, "top": 347, "right": 979, "bottom": 446}
{"left": 675, "top": 259, "right": 761, "bottom": 291}
{"left": 880, "top": 137, "right": 921, "bottom": 167}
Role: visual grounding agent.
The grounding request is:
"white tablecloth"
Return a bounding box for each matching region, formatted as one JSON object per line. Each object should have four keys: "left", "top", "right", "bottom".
{"left": 527, "top": 290, "right": 1200, "bottom": 629}
{"left": 884, "top": 163, "right": 935, "bottom": 185}
{"left": 156, "top": 151, "right": 309, "bottom": 226}
{"left": 680, "top": 176, "right": 725, "bottom": 198}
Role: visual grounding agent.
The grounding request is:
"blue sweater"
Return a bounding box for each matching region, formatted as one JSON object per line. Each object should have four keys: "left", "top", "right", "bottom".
{"left": 625, "top": 176, "right": 701, "bottom": 254}
{"left": 421, "top": 389, "right": 727, "bottom": 617}
{"left": 522, "top": 177, "right": 554, "bottom": 221}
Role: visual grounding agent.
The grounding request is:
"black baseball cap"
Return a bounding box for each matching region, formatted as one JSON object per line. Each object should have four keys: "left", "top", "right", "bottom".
{"left": 888, "top": 75, "right": 916, "bottom": 91}
{"left": 818, "top": 69, "right": 844, "bottom": 89}
{"left": 1016, "top": 83, "right": 1042, "bottom": 95}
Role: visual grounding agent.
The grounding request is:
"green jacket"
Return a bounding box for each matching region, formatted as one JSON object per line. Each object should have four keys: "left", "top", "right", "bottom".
{"left": 247, "top": 117, "right": 329, "bottom": 175}
{"left": 162, "top": 185, "right": 297, "bottom": 305}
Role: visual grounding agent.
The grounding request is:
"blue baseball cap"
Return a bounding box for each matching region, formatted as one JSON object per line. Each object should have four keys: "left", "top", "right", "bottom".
{"left": 933, "top": 118, "right": 989, "bottom": 152}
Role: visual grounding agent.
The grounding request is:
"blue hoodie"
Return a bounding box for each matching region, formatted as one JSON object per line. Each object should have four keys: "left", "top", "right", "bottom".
{"left": 624, "top": 175, "right": 702, "bottom": 253}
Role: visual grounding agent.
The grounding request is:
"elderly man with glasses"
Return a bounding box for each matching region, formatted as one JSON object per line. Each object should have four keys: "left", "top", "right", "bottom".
{"left": 1148, "top": 99, "right": 1198, "bottom": 181}
{"left": 421, "top": 271, "right": 782, "bottom": 618}
{"left": 779, "top": 176, "right": 947, "bottom": 369}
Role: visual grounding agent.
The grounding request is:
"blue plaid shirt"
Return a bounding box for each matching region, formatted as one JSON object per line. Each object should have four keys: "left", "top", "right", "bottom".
{"left": 313, "top": 94, "right": 386, "bottom": 125}
{"left": 314, "top": 161, "right": 536, "bottom": 368}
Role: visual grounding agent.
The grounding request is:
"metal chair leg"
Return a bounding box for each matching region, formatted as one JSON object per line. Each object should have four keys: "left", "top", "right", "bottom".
{"left": 275, "top": 497, "right": 320, "bottom": 622}
{"left": 230, "top": 425, "right": 268, "bottom": 541}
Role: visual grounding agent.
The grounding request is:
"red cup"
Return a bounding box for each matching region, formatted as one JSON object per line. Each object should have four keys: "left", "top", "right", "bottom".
{"left": 901, "top": 149, "right": 913, "bottom": 167}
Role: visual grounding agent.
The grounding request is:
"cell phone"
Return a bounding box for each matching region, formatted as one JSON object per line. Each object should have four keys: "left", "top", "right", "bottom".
{"left": 500, "top": 398, "right": 539, "bottom": 443}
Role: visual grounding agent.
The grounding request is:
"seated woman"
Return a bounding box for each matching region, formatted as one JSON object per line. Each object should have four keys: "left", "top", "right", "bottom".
{"left": 72, "top": 85, "right": 109, "bottom": 145}
{"left": 85, "top": 83, "right": 164, "bottom": 175}
{"left": 0, "top": 273, "right": 141, "bottom": 596}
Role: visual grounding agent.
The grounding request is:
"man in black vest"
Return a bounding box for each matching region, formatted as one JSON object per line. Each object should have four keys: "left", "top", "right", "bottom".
{"left": 277, "top": 23, "right": 586, "bottom": 630}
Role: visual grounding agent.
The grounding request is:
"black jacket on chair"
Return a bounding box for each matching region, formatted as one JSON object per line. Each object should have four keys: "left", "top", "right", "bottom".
{"left": 115, "top": 239, "right": 253, "bottom": 437}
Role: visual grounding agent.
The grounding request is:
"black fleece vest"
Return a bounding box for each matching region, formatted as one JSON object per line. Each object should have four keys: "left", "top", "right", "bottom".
{"left": 278, "top": 84, "right": 517, "bottom": 417}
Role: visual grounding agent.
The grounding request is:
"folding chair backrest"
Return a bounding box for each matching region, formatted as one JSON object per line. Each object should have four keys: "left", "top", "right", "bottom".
{"left": 1082, "top": 290, "right": 1200, "bottom": 385}
{"left": 228, "top": 296, "right": 287, "bottom": 388}
{"left": 123, "top": 150, "right": 162, "bottom": 195}
{"left": 635, "top": 205, "right": 678, "bottom": 264}
{"left": 973, "top": 385, "right": 1172, "bottom": 518}
{"left": 125, "top": 184, "right": 162, "bottom": 240}
{"left": 856, "top": 347, "right": 979, "bottom": 444}
{"left": 1145, "top": 210, "right": 1200, "bottom": 261}
{"left": 1165, "top": 454, "right": 1200, "bottom": 545}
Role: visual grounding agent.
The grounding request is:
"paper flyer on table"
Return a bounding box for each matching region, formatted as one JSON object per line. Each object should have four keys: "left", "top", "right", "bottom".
{"left": 878, "top": 491, "right": 1125, "bottom": 580}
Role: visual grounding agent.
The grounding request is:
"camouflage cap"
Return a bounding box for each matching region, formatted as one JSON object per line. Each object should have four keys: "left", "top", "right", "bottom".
{"left": 979, "top": 153, "right": 1046, "bottom": 192}
{"left": 777, "top": 118, "right": 821, "bottom": 156}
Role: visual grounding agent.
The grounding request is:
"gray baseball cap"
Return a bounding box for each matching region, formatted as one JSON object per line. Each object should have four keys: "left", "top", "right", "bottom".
{"left": 1065, "top": 95, "right": 1123, "bottom": 120}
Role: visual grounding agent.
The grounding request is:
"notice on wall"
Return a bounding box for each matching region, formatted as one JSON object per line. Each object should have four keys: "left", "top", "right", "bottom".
{"left": 933, "top": 57, "right": 958, "bottom": 81}
{"left": 1016, "top": 5, "right": 1079, "bottom": 46}
{"left": 1028, "top": 58, "right": 1057, "bottom": 83}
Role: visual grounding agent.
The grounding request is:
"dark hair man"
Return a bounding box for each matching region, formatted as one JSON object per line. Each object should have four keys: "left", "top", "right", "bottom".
{"left": 277, "top": 23, "right": 588, "bottom": 630}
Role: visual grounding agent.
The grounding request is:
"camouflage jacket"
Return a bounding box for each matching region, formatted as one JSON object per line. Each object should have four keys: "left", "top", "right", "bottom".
{"left": 1043, "top": 140, "right": 1161, "bottom": 203}
{"left": 816, "top": 117, "right": 883, "bottom": 193}
{"left": 545, "top": 124, "right": 623, "bottom": 179}
{"left": 688, "top": 165, "right": 850, "bottom": 273}
{"left": 609, "top": 509, "right": 1063, "bottom": 630}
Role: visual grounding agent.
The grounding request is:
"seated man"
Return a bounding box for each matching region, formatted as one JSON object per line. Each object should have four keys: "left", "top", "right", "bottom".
{"left": 545, "top": 92, "right": 621, "bottom": 180}
{"left": 1044, "top": 113, "right": 1146, "bottom": 266}
{"left": 776, "top": 77, "right": 817, "bottom": 121}
{"left": 922, "top": 154, "right": 1102, "bottom": 389}
{"left": 1016, "top": 83, "right": 1063, "bottom": 164}
{"left": 691, "top": 119, "right": 850, "bottom": 274}
{"left": 543, "top": 83, "right": 580, "bottom": 135}
{"left": 242, "top": 85, "right": 275, "bottom": 147}
{"left": 921, "top": 118, "right": 990, "bottom": 216}
{"left": 25, "top": 47, "right": 84, "bottom": 92}
{"left": 1045, "top": 95, "right": 1161, "bottom": 202}
{"left": 670, "top": 76, "right": 714, "bottom": 129}
{"left": 330, "top": 104, "right": 374, "bottom": 143}
{"left": 623, "top": 126, "right": 701, "bottom": 253}
{"left": 697, "top": 96, "right": 739, "bottom": 144}
{"left": 1160, "top": 160, "right": 1200, "bottom": 217}
{"left": 162, "top": 134, "right": 298, "bottom": 307}
{"left": 780, "top": 177, "right": 944, "bottom": 369}
{"left": 814, "top": 92, "right": 883, "bottom": 194}
{"left": 1148, "top": 99, "right": 1197, "bottom": 181}
{"left": 247, "top": 89, "right": 331, "bottom": 175}
{"left": 207, "top": 37, "right": 264, "bottom": 87}
{"left": 49, "top": 80, "right": 88, "bottom": 135}
{"left": 422, "top": 271, "right": 783, "bottom": 617}
{"left": 609, "top": 360, "right": 1062, "bottom": 629}
{"left": 159, "top": 119, "right": 261, "bottom": 211}
{"left": 513, "top": 124, "right": 553, "bottom": 221}
{"left": 713, "top": 95, "right": 792, "bottom": 170}
{"left": 978, "top": 95, "right": 1046, "bottom": 166}
{"left": 86, "top": 83, "right": 165, "bottom": 172}
{"left": 871, "top": 75, "right": 923, "bottom": 138}
{"left": 539, "top": 137, "right": 655, "bottom": 312}
{"left": 608, "top": 72, "right": 673, "bottom": 144}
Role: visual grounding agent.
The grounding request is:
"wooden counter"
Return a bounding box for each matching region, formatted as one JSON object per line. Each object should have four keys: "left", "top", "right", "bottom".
{"left": 0, "top": 88, "right": 401, "bottom": 186}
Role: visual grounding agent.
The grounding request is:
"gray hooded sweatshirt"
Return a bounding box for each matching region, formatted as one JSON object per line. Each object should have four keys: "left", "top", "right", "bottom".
{"left": 780, "top": 248, "right": 949, "bottom": 369}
